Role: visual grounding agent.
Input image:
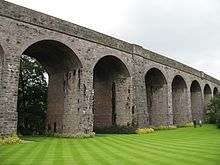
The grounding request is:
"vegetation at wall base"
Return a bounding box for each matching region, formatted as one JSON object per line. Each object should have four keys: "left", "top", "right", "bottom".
{"left": 0, "top": 134, "right": 22, "bottom": 145}
{"left": 135, "top": 128, "right": 154, "bottom": 134}
{"left": 176, "top": 122, "right": 194, "bottom": 128}
{"left": 151, "top": 125, "right": 177, "bottom": 130}
{"left": 94, "top": 125, "right": 137, "bottom": 134}
{"left": 45, "top": 131, "right": 96, "bottom": 139}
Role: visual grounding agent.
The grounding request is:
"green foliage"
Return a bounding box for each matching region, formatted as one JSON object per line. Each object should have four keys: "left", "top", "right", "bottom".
{"left": 45, "top": 131, "right": 95, "bottom": 139}
{"left": 45, "top": 130, "right": 55, "bottom": 137}
{"left": 135, "top": 128, "right": 154, "bottom": 134}
{"left": 206, "top": 93, "right": 220, "bottom": 128}
{"left": 17, "top": 55, "right": 48, "bottom": 135}
{"left": 184, "top": 122, "right": 194, "bottom": 127}
{"left": 176, "top": 122, "right": 194, "bottom": 128}
{"left": 94, "top": 126, "right": 136, "bottom": 134}
{"left": 0, "top": 134, "right": 22, "bottom": 145}
{"left": 152, "top": 125, "right": 177, "bottom": 131}
{"left": 216, "top": 111, "right": 220, "bottom": 128}
{"left": 54, "top": 132, "right": 96, "bottom": 139}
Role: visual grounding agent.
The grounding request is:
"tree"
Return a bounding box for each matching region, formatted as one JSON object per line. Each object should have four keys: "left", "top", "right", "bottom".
{"left": 17, "top": 55, "right": 48, "bottom": 135}
{"left": 206, "top": 93, "right": 220, "bottom": 128}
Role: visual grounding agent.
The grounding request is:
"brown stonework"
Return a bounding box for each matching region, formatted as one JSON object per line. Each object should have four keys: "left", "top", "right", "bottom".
{"left": 0, "top": 1, "right": 220, "bottom": 135}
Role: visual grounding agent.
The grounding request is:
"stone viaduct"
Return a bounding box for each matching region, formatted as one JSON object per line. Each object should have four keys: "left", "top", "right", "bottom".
{"left": 0, "top": 1, "right": 220, "bottom": 135}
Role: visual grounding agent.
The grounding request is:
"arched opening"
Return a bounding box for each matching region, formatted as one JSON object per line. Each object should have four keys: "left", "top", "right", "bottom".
{"left": 17, "top": 40, "right": 82, "bottom": 134}
{"left": 93, "top": 56, "right": 131, "bottom": 129}
{"left": 145, "top": 68, "right": 168, "bottom": 126}
{"left": 190, "top": 80, "right": 203, "bottom": 121}
{"left": 172, "top": 75, "right": 188, "bottom": 125}
{"left": 213, "top": 87, "right": 218, "bottom": 96}
{"left": 204, "top": 84, "right": 212, "bottom": 109}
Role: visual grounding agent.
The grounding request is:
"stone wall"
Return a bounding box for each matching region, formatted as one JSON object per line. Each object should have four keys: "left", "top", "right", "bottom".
{"left": 0, "top": 1, "right": 220, "bottom": 135}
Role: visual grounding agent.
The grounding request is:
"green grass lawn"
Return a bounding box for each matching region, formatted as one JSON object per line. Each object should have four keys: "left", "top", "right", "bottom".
{"left": 0, "top": 124, "right": 220, "bottom": 165}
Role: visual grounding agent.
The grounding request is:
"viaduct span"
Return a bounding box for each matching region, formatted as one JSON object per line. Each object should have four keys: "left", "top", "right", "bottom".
{"left": 0, "top": 1, "right": 220, "bottom": 135}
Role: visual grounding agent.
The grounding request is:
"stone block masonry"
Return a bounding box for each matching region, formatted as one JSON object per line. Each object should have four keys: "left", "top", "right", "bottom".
{"left": 0, "top": 1, "right": 220, "bottom": 135}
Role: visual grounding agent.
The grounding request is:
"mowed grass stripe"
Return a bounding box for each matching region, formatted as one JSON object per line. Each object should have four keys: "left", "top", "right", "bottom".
{"left": 4, "top": 143, "right": 39, "bottom": 165}
{"left": 131, "top": 132, "right": 220, "bottom": 156}
{"left": 67, "top": 139, "right": 87, "bottom": 164}
{"left": 31, "top": 138, "right": 55, "bottom": 165}
{"left": 0, "top": 144, "right": 24, "bottom": 163}
{"left": 112, "top": 131, "right": 220, "bottom": 164}
{"left": 0, "top": 125, "right": 220, "bottom": 165}
{"left": 98, "top": 135, "right": 165, "bottom": 164}
{"left": 61, "top": 139, "right": 76, "bottom": 165}
{"left": 107, "top": 135, "right": 200, "bottom": 164}
{"left": 71, "top": 139, "right": 100, "bottom": 164}
{"left": 51, "top": 138, "right": 64, "bottom": 165}
{"left": 91, "top": 136, "right": 152, "bottom": 165}
{"left": 116, "top": 134, "right": 220, "bottom": 157}
{"left": 78, "top": 138, "right": 113, "bottom": 165}
{"left": 86, "top": 137, "right": 129, "bottom": 164}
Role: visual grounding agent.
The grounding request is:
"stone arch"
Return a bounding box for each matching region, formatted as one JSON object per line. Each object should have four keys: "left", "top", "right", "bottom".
{"left": 213, "top": 87, "right": 218, "bottom": 96}
{"left": 145, "top": 68, "right": 168, "bottom": 126}
{"left": 20, "top": 40, "right": 82, "bottom": 133}
{"left": 204, "top": 84, "right": 212, "bottom": 109}
{"left": 172, "top": 75, "right": 188, "bottom": 125}
{"left": 190, "top": 80, "right": 203, "bottom": 121}
{"left": 93, "top": 55, "right": 131, "bottom": 129}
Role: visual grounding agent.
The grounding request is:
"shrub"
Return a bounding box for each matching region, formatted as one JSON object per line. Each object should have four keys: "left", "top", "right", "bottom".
{"left": 216, "top": 111, "right": 220, "bottom": 128}
{"left": 177, "top": 122, "right": 194, "bottom": 128}
{"left": 45, "top": 130, "right": 55, "bottom": 137}
{"left": 152, "top": 125, "right": 177, "bottom": 131}
{"left": 206, "top": 93, "right": 220, "bottom": 127}
{"left": 53, "top": 132, "right": 96, "bottom": 139}
{"left": 135, "top": 128, "right": 154, "bottom": 134}
{"left": 205, "top": 108, "right": 217, "bottom": 124}
{"left": 0, "top": 133, "right": 22, "bottom": 145}
{"left": 184, "top": 122, "right": 194, "bottom": 127}
{"left": 94, "top": 126, "right": 136, "bottom": 134}
{"left": 45, "top": 131, "right": 95, "bottom": 139}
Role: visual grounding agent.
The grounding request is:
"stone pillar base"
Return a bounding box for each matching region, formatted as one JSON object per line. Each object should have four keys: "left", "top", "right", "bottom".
{"left": 0, "top": 111, "right": 17, "bottom": 136}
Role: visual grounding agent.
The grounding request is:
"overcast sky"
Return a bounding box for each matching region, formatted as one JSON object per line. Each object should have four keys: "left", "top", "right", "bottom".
{"left": 6, "top": 0, "right": 220, "bottom": 79}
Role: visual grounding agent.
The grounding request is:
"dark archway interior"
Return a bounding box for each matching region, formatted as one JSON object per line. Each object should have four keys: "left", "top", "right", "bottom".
{"left": 172, "top": 75, "right": 188, "bottom": 125}
{"left": 204, "top": 84, "right": 212, "bottom": 110}
{"left": 214, "top": 87, "right": 218, "bottom": 95}
{"left": 20, "top": 40, "right": 82, "bottom": 133}
{"left": 93, "top": 56, "right": 130, "bottom": 128}
{"left": 24, "top": 40, "right": 82, "bottom": 74}
{"left": 145, "top": 68, "right": 168, "bottom": 126}
{"left": 190, "top": 80, "right": 203, "bottom": 121}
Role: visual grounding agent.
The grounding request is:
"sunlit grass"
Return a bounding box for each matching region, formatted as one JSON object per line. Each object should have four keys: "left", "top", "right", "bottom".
{"left": 0, "top": 125, "right": 220, "bottom": 165}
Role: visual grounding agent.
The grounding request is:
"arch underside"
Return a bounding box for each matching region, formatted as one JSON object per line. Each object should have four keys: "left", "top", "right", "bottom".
{"left": 21, "top": 40, "right": 82, "bottom": 133}
{"left": 145, "top": 68, "right": 168, "bottom": 126}
{"left": 93, "top": 56, "right": 131, "bottom": 129}
{"left": 191, "top": 81, "right": 203, "bottom": 121}
{"left": 172, "top": 75, "right": 188, "bottom": 125}
{"left": 204, "top": 84, "right": 212, "bottom": 110}
{"left": 214, "top": 87, "right": 218, "bottom": 95}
